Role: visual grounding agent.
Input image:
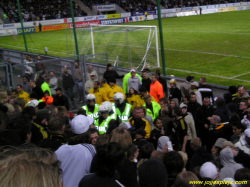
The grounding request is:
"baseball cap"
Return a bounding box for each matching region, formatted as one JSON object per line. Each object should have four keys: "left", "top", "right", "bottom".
{"left": 131, "top": 69, "right": 136, "bottom": 72}
{"left": 191, "top": 82, "right": 199, "bottom": 87}
{"left": 169, "top": 79, "right": 177, "bottom": 84}
{"left": 214, "top": 138, "right": 226, "bottom": 148}
{"left": 200, "top": 162, "right": 217, "bottom": 180}
{"left": 54, "top": 87, "right": 62, "bottom": 91}
{"left": 71, "top": 115, "right": 90, "bottom": 134}
{"left": 180, "top": 103, "right": 187, "bottom": 108}
{"left": 90, "top": 72, "right": 95, "bottom": 76}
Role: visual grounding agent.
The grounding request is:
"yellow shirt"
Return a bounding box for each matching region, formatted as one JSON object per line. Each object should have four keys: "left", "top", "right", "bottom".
{"left": 127, "top": 94, "right": 141, "bottom": 111}
{"left": 108, "top": 84, "right": 126, "bottom": 103}
{"left": 18, "top": 91, "right": 30, "bottom": 104}
{"left": 137, "top": 91, "right": 157, "bottom": 106}
{"left": 89, "top": 88, "right": 109, "bottom": 105}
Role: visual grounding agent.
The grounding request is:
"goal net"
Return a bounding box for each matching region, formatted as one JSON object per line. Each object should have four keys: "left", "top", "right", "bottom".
{"left": 73, "top": 25, "right": 160, "bottom": 70}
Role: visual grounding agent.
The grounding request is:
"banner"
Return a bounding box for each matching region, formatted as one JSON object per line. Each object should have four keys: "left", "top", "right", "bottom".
{"left": 159, "top": 9, "right": 176, "bottom": 14}
{"left": 218, "top": 7, "right": 237, "bottom": 12}
{"left": 95, "top": 15, "right": 107, "bottom": 20}
{"left": 182, "top": 7, "right": 192, "bottom": 11}
{"left": 93, "top": 5, "right": 116, "bottom": 11}
{"left": 201, "top": 9, "right": 218, "bottom": 14}
{"left": 236, "top": 6, "right": 245, "bottom": 10}
{"left": 227, "top": 3, "right": 234, "bottom": 7}
{"left": 40, "top": 23, "right": 69, "bottom": 32}
{"left": 2, "top": 23, "right": 21, "bottom": 29}
{"left": 107, "top": 14, "right": 121, "bottom": 19}
{"left": 121, "top": 12, "right": 131, "bottom": 17}
{"left": 177, "top": 11, "right": 198, "bottom": 17}
{"left": 17, "top": 27, "right": 36, "bottom": 34}
{"left": 132, "top": 10, "right": 156, "bottom": 16}
{"left": 0, "top": 29, "right": 17, "bottom": 36}
{"left": 83, "top": 16, "right": 96, "bottom": 21}
{"left": 69, "top": 20, "right": 100, "bottom": 28}
{"left": 100, "top": 18, "right": 128, "bottom": 25}
{"left": 64, "top": 17, "right": 84, "bottom": 23}
{"left": 240, "top": 2, "right": 248, "bottom": 5}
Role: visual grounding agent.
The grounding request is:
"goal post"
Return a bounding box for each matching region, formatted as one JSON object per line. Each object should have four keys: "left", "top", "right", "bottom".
{"left": 87, "top": 24, "right": 160, "bottom": 70}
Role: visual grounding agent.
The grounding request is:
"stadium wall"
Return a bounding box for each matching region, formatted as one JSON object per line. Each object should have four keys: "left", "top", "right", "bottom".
{"left": 1, "top": 3, "right": 250, "bottom": 35}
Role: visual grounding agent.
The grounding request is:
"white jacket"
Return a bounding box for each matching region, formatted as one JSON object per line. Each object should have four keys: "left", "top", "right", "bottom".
{"left": 184, "top": 112, "right": 197, "bottom": 140}
{"left": 234, "top": 135, "right": 250, "bottom": 155}
{"left": 241, "top": 115, "right": 250, "bottom": 129}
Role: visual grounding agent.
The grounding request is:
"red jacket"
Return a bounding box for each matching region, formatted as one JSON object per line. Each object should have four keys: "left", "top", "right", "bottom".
{"left": 150, "top": 80, "right": 164, "bottom": 103}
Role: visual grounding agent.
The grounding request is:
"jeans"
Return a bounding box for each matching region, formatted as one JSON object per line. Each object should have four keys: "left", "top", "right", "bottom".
{"left": 75, "top": 81, "right": 83, "bottom": 101}
{"left": 64, "top": 89, "right": 77, "bottom": 109}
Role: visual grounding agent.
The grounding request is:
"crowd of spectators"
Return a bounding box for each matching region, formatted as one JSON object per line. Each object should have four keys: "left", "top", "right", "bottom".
{"left": 1, "top": 60, "right": 250, "bottom": 187}
{"left": 0, "top": 0, "right": 86, "bottom": 23}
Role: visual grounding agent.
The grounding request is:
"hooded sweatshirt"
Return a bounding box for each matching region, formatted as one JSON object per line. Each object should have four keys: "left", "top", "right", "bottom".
{"left": 128, "top": 76, "right": 141, "bottom": 92}
{"left": 219, "top": 148, "right": 243, "bottom": 180}
{"left": 157, "top": 136, "right": 170, "bottom": 151}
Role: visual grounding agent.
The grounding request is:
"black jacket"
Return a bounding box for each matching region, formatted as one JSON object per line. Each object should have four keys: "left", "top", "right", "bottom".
{"left": 234, "top": 149, "right": 250, "bottom": 169}
{"left": 214, "top": 105, "right": 230, "bottom": 123}
{"left": 62, "top": 74, "right": 75, "bottom": 90}
{"left": 53, "top": 94, "right": 69, "bottom": 110}
{"left": 142, "top": 78, "right": 151, "bottom": 92}
{"left": 189, "top": 146, "right": 214, "bottom": 171}
{"left": 35, "top": 76, "right": 44, "bottom": 88}
{"left": 32, "top": 86, "right": 44, "bottom": 99}
{"left": 158, "top": 77, "right": 168, "bottom": 97}
{"left": 103, "top": 69, "right": 124, "bottom": 84}
{"left": 169, "top": 87, "right": 182, "bottom": 103}
{"left": 187, "top": 101, "right": 201, "bottom": 118}
{"left": 39, "top": 134, "right": 67, "bottom": 151}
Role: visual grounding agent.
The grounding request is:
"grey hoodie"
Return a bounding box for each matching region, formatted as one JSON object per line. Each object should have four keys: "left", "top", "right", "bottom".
{"left": 157, "top": 136, "right": 170, "bottom": 151}
{"left": 128, "top": 76, "right": 141, "bottom": 92}
{"left": 219, "top": 148, "right": 243, "bottom": 180}
{"left": 171, "top": 98, "right": 179, "bottom": 107}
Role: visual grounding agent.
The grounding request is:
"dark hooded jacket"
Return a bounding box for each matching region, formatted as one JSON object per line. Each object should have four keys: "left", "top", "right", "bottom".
{"left": 189, "top": 146, "right": 214, "bottom": 171}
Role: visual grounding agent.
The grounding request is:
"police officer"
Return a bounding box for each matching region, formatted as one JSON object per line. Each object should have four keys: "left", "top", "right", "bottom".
{"left": 95, "top": 105, "right": 118, "bottom": 134}
{"left": 114, "top": 92, "right": 132, "bottom": 123}
{"left": 102, "top": 101, "right": 118, "bottom": 120}
{"left": 82, "top": 94, "right": 99, "bottom": 120}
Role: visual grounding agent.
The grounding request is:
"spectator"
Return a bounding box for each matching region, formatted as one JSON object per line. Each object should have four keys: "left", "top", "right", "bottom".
{"left": 53, "top": 87, "right": 69, "bottom": 110}
{"left": 144, "top": 94, "right": 161, "bottom": 121}
{"left": 100, "top": 79, "right": 111, "bottom": 99}
{"left": 74, "top": 60, "right": 83, "bottom": 102}
{"left": 90, "top": 128, "right": 99, "bottom": 146}
{"left": 123, "top": 68, "right": 142, "bottom": 94}
{"left": 139, "top": 158, "right": 167, "bottom": 187}
{"left": 87, "top": 65, "right": 98, "bottom": 81}
{"left": 172, "top": 106, "right": 188, "bottom": 152}
{"left": 41, "top": 90, "right": 54, "bottom": 106}
{"left": 35, "top": 55, "right": 46, "bottom": 79}
{"left": 133, "top": 128, "right": 148, "bottom": 152}
{"left": 156, "top": 70, "right": 168, "bottom": 97}
{"left": 241, "top": 108, "right": 250, "bottom": 128}
{"left": 234, "top": 168, "right": 250, "bottom": 181}
{"left": 103, "top": 63, "right": 124, "bottom": 84}
{"left": 128, "top": 106, "right": 151, "bottom": 139}
{"left": 89, "top": 81, "right": 109, "bottom": 105}
{"left": 85, "top": 72, "right": 96, "bottom": 94}
{"left": 169, "top": 78, "right": 182, "bottom": 103}
{"left": 29, "top": 80, "right": 44, "bottom": 99}
{"left": 231, "top": 121, "right": 246, "bottom": 144}
{"left": 62, "top": 68, "right": 77, "bottom": 110}
{"left": 233, "top": 86, "right": 250, "bottom": 105}
{"left": 79, "top": 142, "right": 125, "bottom": 187}
{"left": 180, "top": 75, "right": 194, "bottom": 100}
{"left": 21, "top": 75, "right": 32, "bottom": 94}
{"left": 189, "top": 138, "right": 213, "bottom": 171}
{"left": 49, "top": 71, "right": 58, "bottom": 96}
{"left": 195, "top": 97, "right": 214, "bottom": 147}
{"left": 39, "top": 114, "right": 67, "bottom": 151}
{"left": 173, "top": 171, "right": 201, "bottom": 187}
{"left": 187, "top": 92, "right": 201, "bottom": 118}
{"left": 238, "top": 100, "right": 249, "bottom": 120}
{"left": 150, "top": 117, "right": 165, "bottom": 147}
{"left": 128, "top": 69, "right": 141, "bottom": 92}
{"left": 127, "top": 87, "right": 141, "bottom": 110}
{"left": 108, "top": 79, "right": 125, "bottom": 103}
{"left": 211, "top": 138, "right": 226, "bottom": 160}
{"left": 190, "top": 82, "right": 202, "bottom": 105}
{"left": 235, "top": 128, "right": 250, "bottom": 154}
{"left": 24, "top": 55, "right": 34, "bottom": 80}
{"left": 35, "top": 71, "right": 46, "bottom": 88}
{"left": 41, "top": 77, "right": 51, "bottom": 96}
{"left": 141, "top": 70, "right": 151, "bottom": 92}
{"left": 56, "top": 116, "right": 95, "bottom": 187}
{"left": 199, "top": 162, "right": 218, "bottom": 181}
{"left": 82, "top": 94, "right": 99, "bottom": 120}
{"left": 137, "top": 86, "right": 157, "bottom": 106}
{"left": 198, "top": 77, "right": 214, "bottom": 104}
{"left": 219, "top": 148, "right": 243, "bottom": 180}
{"left": 16, "top": 84, "right": 30, "bottom": 104}
{"left": 214, "top": 97, "right": 229, "bottom": 123}
{"left": 161, "top": 107, "right": 174, "bottom": 137}
{"left": 150, "top": 73, "right": 164, "bottom": 103}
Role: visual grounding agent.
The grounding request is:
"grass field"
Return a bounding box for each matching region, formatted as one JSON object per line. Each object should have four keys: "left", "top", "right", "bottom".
{"left": 1, "top": 9, "right": 250, "bottom": 87}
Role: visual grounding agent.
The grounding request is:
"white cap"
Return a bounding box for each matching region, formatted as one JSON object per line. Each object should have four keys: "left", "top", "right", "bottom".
{"left": 180, "top": 103, "right": 187, "bottom": 108}
{"left": 71, "top": 115, "right": 89, "bottom": 134}
{"left": 86, "top": 115, "right": 94, "bottom": 125}
{"left": 131, "top": 69, "right": 136, "bottom": 72}
{"left": 244, "top": 129, "right": 250, "bottom": 138}
{"left": 200, "top": 162, "right": 217, "bottom": 180}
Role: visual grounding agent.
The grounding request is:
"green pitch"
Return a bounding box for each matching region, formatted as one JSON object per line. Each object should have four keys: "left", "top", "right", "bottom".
{"left": 1, "top": 9, "right": 250, "bottom": 87}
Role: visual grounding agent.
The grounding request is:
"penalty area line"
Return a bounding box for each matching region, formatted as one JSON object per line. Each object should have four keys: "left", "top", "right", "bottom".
{"left": 167, "top": 68, "right": 250, "bottom": 83}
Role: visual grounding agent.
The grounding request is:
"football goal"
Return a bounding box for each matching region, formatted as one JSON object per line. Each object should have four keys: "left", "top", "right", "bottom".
{"left": 74, "top": 24, "right": 160, "bottom": 70}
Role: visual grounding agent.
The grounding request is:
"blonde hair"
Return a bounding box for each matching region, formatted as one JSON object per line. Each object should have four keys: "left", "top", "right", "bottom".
{"left": 110, "top": 127, "right": 132, "bottom": 152}
{"left": 178, "top": 151, "right": 188, "bottom": 168}
{"left": 0, "top": 90, "right": 7, "bottom": 102}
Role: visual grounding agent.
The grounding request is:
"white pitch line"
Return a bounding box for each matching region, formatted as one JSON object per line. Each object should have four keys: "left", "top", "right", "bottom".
{"left": 231, "top": 72, "right": 250, "bottom": 79}
{"left": 164, "top": 30, "right": 250, "bottom": 35}
{"left": 167, "top": 68, "right": 250, "bottom": 83}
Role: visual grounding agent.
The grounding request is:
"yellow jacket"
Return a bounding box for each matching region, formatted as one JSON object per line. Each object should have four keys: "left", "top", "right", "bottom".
{"left": 89, "top": 88, "right": 109, "bottom": 105}
{"left": 18, "top": 91, "right": 30, "bottom": 104}
{"left": 108, "top": 84, "right": 126, "bottom": 103}
{"left": 127, "top": 94, "right": 141, "bottom": 111}
{"left": 128, "top": 117, "right": 152, "bottom": 139}
{"left": 137, "top": 91, "right": 157, "bottom": 106}
{"left": 102, "top": 83, "right": 111, "bottom": 98}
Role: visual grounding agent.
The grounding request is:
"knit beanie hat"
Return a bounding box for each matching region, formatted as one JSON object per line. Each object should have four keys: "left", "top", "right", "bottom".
{"left": 139, "top": 158, "right": 168, "bottom": 187}
{"left": 110, "top": 78, "right": 116, "bottom": 84}
{"left": 107, "top": 63, "right": 112, "bottom": 68}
